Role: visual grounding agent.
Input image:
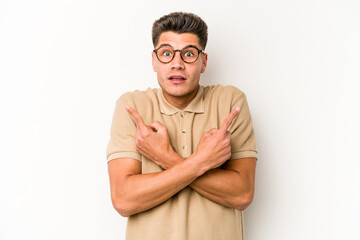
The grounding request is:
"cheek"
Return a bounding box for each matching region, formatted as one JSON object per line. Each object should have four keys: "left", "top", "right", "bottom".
{"left": 158, "top": 66, "right": 168, "bottom": 75}
{"left": 191, "top": 64, "right": 203, "bottom": 75}
{"left": 156, "top": 68, "right": 167, "bottom": 81}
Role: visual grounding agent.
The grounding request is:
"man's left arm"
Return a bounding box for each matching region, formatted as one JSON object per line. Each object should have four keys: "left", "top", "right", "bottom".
{"left": 188, "top": 157, "right": 256, "bottom": 210}
{"left": 188, "top": 89, "right": 257, "bottom": 210}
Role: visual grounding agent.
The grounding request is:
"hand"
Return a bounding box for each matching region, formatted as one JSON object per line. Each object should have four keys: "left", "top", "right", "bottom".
{"left": 125, "top": 105, "right": 179, "bottom": 169}
{"left": 192, "top": 108, "right": 240, "bottom": 171}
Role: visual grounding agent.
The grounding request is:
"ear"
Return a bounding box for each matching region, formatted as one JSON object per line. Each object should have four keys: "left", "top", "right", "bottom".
{"left": 200, "top": 53, "right": 208, "bottom": 73}
{"left": 152, "top": 51, "right": 157, "bottom": 72}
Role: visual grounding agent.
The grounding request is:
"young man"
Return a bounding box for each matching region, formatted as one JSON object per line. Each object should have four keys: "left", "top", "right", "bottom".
{"left": 107, "top": 12, "right": 258, "bottom": 240}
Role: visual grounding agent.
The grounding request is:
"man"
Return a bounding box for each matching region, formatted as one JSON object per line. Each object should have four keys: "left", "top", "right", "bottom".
{"left": 107, "top": 12, "right": 258, "bottom": 240}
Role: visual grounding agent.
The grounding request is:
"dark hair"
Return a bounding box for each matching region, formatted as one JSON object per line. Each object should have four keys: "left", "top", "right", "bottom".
{"left": 152, "top": 12, "right": 208, "bottom": 50}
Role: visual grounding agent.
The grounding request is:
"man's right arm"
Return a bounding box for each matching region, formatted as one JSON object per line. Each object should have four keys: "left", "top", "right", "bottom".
{"left": 108, "top": 151, "right": 220, "bottom": 217}
{"left": 106, "top": 97, "right": 201, "bottom": 217}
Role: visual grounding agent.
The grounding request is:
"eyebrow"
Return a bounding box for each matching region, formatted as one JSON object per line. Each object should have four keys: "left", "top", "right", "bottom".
{"left": 156, "top": 44, "right": 201, "bottom": 50}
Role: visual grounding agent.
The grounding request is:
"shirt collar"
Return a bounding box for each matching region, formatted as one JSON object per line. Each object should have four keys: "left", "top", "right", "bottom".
{"left": 157, "top": 86, "right": 205, "bottom": 115}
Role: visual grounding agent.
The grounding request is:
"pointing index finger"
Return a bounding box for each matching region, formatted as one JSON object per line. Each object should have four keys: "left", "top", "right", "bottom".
{"left": 125, "top": 105, "right": 146, "bottom": 128}
{"left": 220, "top": 107, "right": 240, "bottom": 132}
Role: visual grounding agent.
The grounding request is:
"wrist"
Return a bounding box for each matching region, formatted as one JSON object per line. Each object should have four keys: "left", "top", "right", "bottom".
{"left": 187, "top": 152, "right": 210, "bottom": 177}
{"left": 162, "top": 148, "right": 184, "bottom": 169}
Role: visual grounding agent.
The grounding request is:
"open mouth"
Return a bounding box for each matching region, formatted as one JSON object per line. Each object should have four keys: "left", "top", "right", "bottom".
{"left": 168, "top": 75, "right": 186, "bottom": 83}
{"left": 169, "top": 76, "right": 186, "bottom": 80}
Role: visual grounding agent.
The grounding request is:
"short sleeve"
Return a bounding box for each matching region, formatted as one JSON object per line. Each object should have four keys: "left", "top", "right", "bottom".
{"left": 106, "top": 93, "right": 141, "bottom": 163}
{"left": 228, "top": 89, "right": 258, "bottom": 160}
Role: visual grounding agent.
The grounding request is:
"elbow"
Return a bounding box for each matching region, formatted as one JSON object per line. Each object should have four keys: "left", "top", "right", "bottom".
{"left": 111, "top": 197, "right": 136, "bottom": 217}
{"left": 233, "top": 191, "right": 254, "bottom": 211}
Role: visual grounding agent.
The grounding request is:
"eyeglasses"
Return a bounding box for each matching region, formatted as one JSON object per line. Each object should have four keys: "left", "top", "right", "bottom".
{"left": 153, "top": 45, "right": 205, "bottom": 64}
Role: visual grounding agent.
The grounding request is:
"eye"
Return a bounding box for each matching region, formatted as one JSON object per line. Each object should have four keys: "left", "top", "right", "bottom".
{"left": 184, "top": 51, "right": 194, "bottom": 57}
{"left": 163, "top": 51, "right": 172, "bottom": 57}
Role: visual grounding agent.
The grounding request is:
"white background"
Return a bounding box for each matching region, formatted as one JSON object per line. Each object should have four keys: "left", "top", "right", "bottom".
{"left": 1, "top": 0, "right": 359, "bottom": 239}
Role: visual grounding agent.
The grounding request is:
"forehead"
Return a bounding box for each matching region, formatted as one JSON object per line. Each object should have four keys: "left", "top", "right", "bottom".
{"left": 156, "top": 31, "right": 201, "bottom": 49}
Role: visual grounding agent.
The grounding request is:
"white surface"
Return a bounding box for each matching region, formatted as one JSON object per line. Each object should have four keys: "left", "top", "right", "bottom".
{"left": 1, "top": 0, "right": 359, "bottom": 239}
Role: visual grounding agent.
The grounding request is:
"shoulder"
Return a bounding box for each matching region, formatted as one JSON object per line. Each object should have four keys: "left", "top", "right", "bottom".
{"left": 116, "top": 88, "right": 159, "bottom": 106}
{"left": 114, "top": 88, "right": 162, "bottom": 122}
{"left": 202, "top": 84, "right": 246, "bottom": 102}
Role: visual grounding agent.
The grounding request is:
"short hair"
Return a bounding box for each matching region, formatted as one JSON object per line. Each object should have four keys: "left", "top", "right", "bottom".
{"left": 152, "top": 12, "right": 208, "bottom": 50}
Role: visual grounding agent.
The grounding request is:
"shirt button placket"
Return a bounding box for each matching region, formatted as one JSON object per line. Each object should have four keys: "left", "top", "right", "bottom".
{"left": 180, "top": 111, "right": 188, "bottom": 157}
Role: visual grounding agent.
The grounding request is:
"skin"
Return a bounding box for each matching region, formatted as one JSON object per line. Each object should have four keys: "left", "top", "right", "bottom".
{"left": 107, "top": 32, "right": 256, "bottom": 217}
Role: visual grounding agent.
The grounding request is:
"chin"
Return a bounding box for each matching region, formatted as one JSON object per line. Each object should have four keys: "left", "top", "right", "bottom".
{"left": 167, "top": 91, "right": 188, "bottom": 97}
{"left": 171, "top": 89, "right": 197, "bottom": 98}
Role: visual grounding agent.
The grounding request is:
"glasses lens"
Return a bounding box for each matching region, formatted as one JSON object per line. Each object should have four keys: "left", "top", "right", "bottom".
{"left": 181, "top": 47, "right": 199, "bottom": 63}
{"left": 156, "top": 47, "right": 174, "bottom": 63}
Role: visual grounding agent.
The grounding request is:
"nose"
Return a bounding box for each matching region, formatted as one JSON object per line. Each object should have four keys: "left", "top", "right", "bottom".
{"left": 170, "top": 51, "right": 185, "bottom": 69}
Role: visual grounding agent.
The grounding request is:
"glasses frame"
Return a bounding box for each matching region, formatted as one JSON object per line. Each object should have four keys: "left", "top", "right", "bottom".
{"left": 153, "top": 45, "right": 205, "bottom": 64}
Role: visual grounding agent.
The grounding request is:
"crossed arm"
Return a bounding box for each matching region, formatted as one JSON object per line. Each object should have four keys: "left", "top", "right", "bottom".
{"left": 108, "top": 106, "right": 256, "bottom": 217}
